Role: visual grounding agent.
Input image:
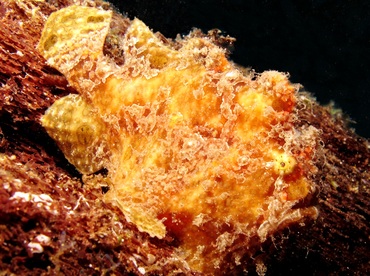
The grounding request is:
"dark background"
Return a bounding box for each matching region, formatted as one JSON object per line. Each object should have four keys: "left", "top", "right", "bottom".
{"left": 110, "top": 0, "right": 370, "bottom": 138}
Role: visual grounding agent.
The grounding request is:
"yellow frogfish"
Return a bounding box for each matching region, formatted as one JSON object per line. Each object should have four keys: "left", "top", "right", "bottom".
{"left": 38, "top": 5, "right": 319, "bottom": 274}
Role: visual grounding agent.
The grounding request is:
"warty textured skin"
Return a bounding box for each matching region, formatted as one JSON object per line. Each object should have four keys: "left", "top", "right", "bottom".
{"left": 38, "top": 5, "right": 320, "bottom": 274}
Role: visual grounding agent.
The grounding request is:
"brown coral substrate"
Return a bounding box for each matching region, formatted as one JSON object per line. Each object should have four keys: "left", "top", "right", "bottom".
{"left": 0, "top": 0, "right": 369, "bottom": 275}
